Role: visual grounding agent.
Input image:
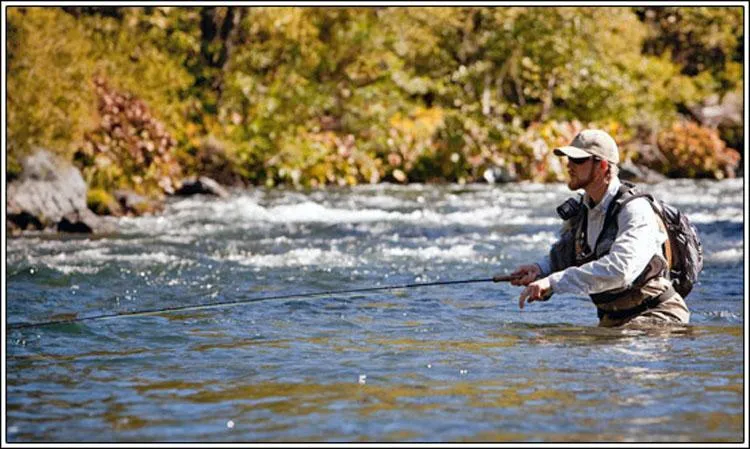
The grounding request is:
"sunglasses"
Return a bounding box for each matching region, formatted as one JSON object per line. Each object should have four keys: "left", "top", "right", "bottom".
{"left": 568, "top": 156, "right": 598, "bottom": 165}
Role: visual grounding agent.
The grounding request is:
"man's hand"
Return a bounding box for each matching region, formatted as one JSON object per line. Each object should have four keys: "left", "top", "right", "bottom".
{"left": 519, "top": 278, "right": 552, "bottom": 309}
{"left": 510, "top": 264, "right": 541, "bottom": 286}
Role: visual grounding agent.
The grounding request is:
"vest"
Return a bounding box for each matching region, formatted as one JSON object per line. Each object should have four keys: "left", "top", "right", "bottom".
{"left": 549, "top": 183, "right": 676, "bottom": 321}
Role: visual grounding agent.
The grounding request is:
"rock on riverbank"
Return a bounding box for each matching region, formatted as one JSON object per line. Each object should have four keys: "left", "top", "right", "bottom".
{"left": 7, "top": 150, "right": 114, "bottom": 234}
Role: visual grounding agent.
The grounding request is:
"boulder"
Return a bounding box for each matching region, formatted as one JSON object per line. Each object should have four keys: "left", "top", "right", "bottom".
{"left": 113, "top": 189, "right": 163, "bottom": 216}
{"left": 57, "top": 209, "right": 103, "bottom": 233}
{"left": 174, "top": 176, "right": 230, "bottom": 198}
{"left": 619, "top": 159, "right": 667, "bottom": 184}
{"left": 689, "top": 92, "right": 742, "bottom": 129}
{"left": 7, "top": 149, "right": 112, "bottom": 234}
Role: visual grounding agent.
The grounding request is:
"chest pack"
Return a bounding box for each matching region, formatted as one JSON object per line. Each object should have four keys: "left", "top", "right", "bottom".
{"left": 558, "top": 181, "right": 703, "bottom": 298}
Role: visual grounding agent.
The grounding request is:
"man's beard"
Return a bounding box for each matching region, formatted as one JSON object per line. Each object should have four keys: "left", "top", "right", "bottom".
{"left": 567, "top": 165, "right": 595, "bottom": 191}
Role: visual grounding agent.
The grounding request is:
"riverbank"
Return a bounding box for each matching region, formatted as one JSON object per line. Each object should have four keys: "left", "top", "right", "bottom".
{"left": 5, "top": 149, "right": 231, "bottom": 235}
{"left": 6, "top": 143, "right": 705, "bottom": 236}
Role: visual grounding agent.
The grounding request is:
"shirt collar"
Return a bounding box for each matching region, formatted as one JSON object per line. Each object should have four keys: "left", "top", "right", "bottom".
{"left": 584, "top": 178, "right": 621, "bottom": 214}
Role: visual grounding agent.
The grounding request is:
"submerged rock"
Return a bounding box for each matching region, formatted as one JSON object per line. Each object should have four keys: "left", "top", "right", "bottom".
{"left": 7, "top": 149, "right": 112, "bottom": 234}
{"left": 174, "top": 176, "right": 230, "bottom": 198}
{"left": 482, "top": 166, "right": 518, "bottom": 184}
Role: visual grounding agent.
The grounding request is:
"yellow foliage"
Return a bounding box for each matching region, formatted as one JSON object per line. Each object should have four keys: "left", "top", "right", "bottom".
{"left": 7, "top": 8, "right": 97, "bottom": 158}
{"left": 390, "top": 107, "right": 444, "bottom": 139}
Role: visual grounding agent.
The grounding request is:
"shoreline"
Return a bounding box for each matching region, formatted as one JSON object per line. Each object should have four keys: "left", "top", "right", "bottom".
{"left": 6, "top": 176, "right": 744, "bottom": 238}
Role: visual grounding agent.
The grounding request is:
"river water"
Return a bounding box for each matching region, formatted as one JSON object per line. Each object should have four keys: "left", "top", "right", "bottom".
{"left": 5, "top": 179, "right": 746, "bottom": 443}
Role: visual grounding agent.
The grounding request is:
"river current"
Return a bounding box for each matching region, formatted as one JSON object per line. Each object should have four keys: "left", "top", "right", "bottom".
{"left": 4, "top": 179, "right": 746, "bottom": 442}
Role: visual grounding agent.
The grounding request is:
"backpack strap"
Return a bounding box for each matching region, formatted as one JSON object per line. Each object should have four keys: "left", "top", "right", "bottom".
{"left": 655, "top": 209, "right": 673, "bottom": 269}
{"left": 605, "top": 185, "right": 674, "bottom": 269}
{"left": 591, "top": 183, "right": 632, "bottom": 251}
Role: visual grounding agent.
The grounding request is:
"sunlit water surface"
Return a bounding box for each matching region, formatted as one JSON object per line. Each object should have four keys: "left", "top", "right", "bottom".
{"left": 6, "top": 179, "right": 745, "bottom": 442}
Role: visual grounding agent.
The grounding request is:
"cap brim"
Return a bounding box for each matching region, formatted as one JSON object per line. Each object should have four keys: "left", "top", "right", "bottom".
{"left": 553, "top": 146, "right": 591, "bottom": 159}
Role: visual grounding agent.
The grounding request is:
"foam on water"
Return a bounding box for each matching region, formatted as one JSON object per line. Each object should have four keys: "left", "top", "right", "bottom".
{"left": 705, "top": 248, "right": 744, "bottom": 264}
{"left": 18, "top": 247, "right": 189, "bottom": 274}
{"left": 686, "top": 208, "right": 744, "bottom": 224}
{"left": 101, "top": 180, "right": 742, "bottom": 271}
{"left": 348, "top": 194, "right": 419, "bottom": 209}
{"left": 170, "top": 196, "right": 558, "bottom": 228}
{"left": 644, "top": 182, "right": 743, "bottom": 218}
{"left": 126, "top": 180, "right": 750, "bottom": 236}
{"left": 221, "top": 247, "right": 359, "bottom": 268}
{"left": 270, "top": 201, "right": 410, "bottom": 223}
{"left": 382, "top": 244, "right": 478, "bottom": 262}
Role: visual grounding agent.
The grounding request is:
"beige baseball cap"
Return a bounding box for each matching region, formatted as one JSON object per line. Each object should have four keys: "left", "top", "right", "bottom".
{"left": 553, "top": 129, "right": 619, "bottom": 164}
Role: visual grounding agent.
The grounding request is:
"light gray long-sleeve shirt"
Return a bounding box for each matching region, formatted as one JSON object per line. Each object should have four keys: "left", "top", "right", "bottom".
{"left": 536, "top": 178, "right": 668, "bottom": 295}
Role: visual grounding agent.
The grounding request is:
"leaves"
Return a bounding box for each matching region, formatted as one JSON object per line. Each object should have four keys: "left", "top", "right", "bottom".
{"left": 6, "top": 6, "right": 744, "bottom": 191}
{"left": 74, "top": 77, "right": 182, "bottom": 196}
{"left": 656, "top": 122, "right": 741, "bottom": 179}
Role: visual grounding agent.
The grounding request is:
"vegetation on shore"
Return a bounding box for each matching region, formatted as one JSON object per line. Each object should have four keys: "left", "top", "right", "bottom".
{"left": 7, "top": 6, "right": 744, "bottom": 200}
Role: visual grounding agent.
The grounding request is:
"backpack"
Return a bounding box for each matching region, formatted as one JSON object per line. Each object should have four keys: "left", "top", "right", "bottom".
{"left": 617, "top": 182, "right": 704, "bottom": 298}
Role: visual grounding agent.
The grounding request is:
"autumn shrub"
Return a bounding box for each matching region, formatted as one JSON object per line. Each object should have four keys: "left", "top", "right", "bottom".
{"left": 266, "top": 130, "right": 383, "bottom": 188}
{"left": 383, "top": 107, "right": 447, "bottom": 183}
{"left": 508, "top": 122, "right": 576, "bottom": 182}
{"left": 425, "top": 113, "right": 516, "bottom": 184}
{"left": 73, "top": 77, "right": 183, "bottom": 197}
{"left": 655, "top": 121, "right": 741, "bottom": 179}
{"left": 182, "top": 136, "right": 250, "bottom": 186}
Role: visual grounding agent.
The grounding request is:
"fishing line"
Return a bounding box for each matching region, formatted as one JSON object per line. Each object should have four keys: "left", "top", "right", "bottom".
{"left": 7, "top": 274, "right": 518, "bottom": 330}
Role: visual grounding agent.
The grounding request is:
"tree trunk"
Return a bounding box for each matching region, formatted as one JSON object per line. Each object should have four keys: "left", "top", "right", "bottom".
{"left": 200, "top": 7, "right": 245, "bottom": 100}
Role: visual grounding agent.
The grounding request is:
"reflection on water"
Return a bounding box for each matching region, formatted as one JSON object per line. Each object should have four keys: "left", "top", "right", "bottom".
{"left": 6, "top": 321, "right": 743, "bottom": 443}
{"left": 6, "top": 180, "right": 745, "bottom": 442}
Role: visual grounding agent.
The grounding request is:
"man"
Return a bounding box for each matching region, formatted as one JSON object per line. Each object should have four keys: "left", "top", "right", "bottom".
{"left": 509, "top": 129, "right": 690, "bottom": 327}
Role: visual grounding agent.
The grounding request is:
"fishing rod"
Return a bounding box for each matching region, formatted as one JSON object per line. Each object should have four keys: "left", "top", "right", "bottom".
{"left": 7, "top": 274, "right": 520, "bottom": 330}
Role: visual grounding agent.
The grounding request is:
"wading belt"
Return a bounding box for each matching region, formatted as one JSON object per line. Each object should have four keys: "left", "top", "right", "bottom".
{"left": 598, "top": 284, "right": 677, "bottom": 321}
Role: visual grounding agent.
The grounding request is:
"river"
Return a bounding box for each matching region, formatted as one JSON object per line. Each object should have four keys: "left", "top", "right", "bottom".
{"left": 5, "top": 179, "right": 745, "bottom": 442}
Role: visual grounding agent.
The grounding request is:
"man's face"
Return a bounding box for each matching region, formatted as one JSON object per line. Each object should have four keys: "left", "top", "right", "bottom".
{"left": 566, "top": 156, "right": 597, "bottom": 190}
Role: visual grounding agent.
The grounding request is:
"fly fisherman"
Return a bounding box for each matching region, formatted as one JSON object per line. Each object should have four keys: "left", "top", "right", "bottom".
{"left": 509, "top": 129, "right": 690, "bottom": 327}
